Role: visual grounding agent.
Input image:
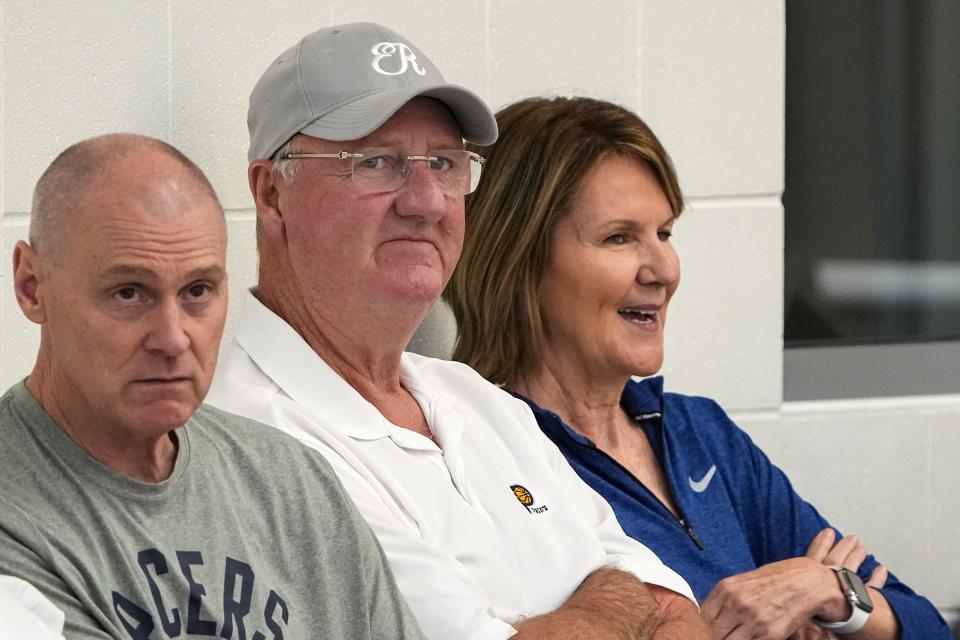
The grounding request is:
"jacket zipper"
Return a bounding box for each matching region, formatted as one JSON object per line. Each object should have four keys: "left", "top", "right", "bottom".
{"left": 580, "top": 427, "right": 705, "bottom": 550}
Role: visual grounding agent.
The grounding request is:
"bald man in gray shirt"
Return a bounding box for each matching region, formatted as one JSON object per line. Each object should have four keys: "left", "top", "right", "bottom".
{"left": 0, "top": 133, "right": 423, "bottom": 640}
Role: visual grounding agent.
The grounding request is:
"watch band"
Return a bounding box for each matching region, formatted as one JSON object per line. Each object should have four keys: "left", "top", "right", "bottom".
{"left": 813, "top": 567, "right": 872, "bottom": 634}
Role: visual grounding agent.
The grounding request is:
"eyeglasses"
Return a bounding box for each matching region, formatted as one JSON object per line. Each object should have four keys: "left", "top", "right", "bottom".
{"left": 282, "top": 147, "right": 486, "bottom": 195}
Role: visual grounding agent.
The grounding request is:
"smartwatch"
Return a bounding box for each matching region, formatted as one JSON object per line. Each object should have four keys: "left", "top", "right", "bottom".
{"left": 814, "top": 566, "right": 874, "bottom": 634}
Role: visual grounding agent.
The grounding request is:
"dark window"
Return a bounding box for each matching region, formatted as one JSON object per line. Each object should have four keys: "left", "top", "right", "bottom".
{"left": 785, "top": 0, "right": 960, "bottom": 347}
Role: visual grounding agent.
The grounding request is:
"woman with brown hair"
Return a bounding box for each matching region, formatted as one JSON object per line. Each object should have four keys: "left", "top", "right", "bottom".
{"left": 446, "top": 96, "right": 948, "bottom": 640}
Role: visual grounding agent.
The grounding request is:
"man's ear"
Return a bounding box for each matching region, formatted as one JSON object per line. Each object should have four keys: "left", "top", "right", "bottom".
{"left": 248, "top": 160, "right": 287, "bottom": 246}
{"left": 13, "top": 241, "right": 47, "bottom": 324}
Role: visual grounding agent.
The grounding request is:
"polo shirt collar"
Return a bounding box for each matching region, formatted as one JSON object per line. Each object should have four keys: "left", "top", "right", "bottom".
{"left": 234, "top": 290, "right": 391, "bottom": 441}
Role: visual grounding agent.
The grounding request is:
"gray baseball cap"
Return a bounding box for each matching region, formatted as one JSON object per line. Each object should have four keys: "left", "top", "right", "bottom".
{"left": 247, "top": 22, "right": 498, "bottom": 161}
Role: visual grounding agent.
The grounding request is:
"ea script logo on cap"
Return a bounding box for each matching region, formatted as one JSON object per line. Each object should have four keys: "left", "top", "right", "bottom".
{"left": 371, "top": 42, "right": 427, "bottom": 77}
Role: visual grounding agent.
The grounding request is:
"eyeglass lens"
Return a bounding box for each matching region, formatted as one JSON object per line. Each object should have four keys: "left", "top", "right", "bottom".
{"left": 350, "top": 148, "right": 482, "bottom": 195}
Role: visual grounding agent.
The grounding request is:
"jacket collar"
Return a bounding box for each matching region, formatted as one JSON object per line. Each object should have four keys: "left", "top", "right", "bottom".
{"left": 512, "top": 376, "right": 666, "bottom": 447}
{"left": 620, "top": 376, "right": 665, "bottom": 421}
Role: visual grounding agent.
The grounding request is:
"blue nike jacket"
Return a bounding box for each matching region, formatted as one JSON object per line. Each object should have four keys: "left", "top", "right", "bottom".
{"left": 515, "top": 377, "right": 950, "bottom": 639}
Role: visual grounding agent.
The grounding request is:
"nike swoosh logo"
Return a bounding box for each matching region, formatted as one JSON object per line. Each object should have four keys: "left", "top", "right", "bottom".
{"left": 689, "top": 465, "right": 717, "bottom": 493}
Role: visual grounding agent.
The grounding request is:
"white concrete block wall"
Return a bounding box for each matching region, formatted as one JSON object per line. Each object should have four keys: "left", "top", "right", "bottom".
{"left": 2, "top": 0, "right": 957, "bottom": 630}
{"left": 664, "top": 200, "right": 784, "bottom": 411}
{"left": 738, "top": 398, "right": 960, "bottom": 629}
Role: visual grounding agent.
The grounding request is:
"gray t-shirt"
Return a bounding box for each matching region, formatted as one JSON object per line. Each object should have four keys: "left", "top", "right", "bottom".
{"left": 0, "top": 382, "right": 424, "bottom": 640}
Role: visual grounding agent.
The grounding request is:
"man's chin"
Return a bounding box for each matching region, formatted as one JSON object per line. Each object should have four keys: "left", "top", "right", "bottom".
{"left": 383, "top": 272, "right": 446, "bottom": 306}
{"left": 133, "top": 400, "right": 201, "bottom": 433}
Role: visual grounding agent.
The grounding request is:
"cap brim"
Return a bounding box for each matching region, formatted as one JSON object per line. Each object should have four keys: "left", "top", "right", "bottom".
{"left": 299, "top": 83, "right": 498, "bottom": 145}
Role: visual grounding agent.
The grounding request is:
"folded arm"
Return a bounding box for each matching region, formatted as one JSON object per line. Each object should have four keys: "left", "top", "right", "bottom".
{"left": 514, "top": 567, "right": 710, "bottom": 640}
{"left": 702, "top": 529, "right": 900, "bottom": 640}
{"left": 715, "top": 405, "right": 950, "bottom": 640}
{"left": 512, "top": 408, "right": 706, "bottom": 638}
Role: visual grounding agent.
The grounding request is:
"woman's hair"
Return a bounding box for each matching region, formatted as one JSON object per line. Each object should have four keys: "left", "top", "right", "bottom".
{"left": 445, "top": 96, "right": 683, "bottom": 385}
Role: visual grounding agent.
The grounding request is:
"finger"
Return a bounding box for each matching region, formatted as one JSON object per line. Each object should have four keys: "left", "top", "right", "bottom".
{"left": 701, "top": 581, "right": 736, "bottom": 622}
{"left": 700, "top": 590, "right": 722, "bottom": 621}
{"left": 709, "top": 610, "right": 740, "bottom": 639}
{"left": 822, "top": 534, "right": 859, "bottom": 566}
{"left": 840, "top": 543, "right": 867, "bottom": 572}
{"left": 805, "top": 528, "right": 836, "bottom": 562}
{"left": 866, "top": 564, "right": 889, "bottom": 589}
{"left": 721, "top": 622, "right": 754, "bottom": 640}
{"left": 837, "top": 544, "right": 867, "bottom": 571}
{"left": 702, "top": 593, "right": 740, "bottom": 639}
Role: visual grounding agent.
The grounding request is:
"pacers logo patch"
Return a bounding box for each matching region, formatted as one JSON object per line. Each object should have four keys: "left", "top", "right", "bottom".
{"left": 510, "top": 484, "right": 549, "bottom": 514}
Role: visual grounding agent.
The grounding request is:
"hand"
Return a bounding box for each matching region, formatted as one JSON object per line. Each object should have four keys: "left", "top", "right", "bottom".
{"left": 804, "top": 528, "right": 888, "bottom": 623}
{"left": 800, "top": 530, "right": 901, "bottom": 638}
{"left": 805, "top": 528, "right": 889, "bottom": 592}
{"left": 702, "top": 557, "right": 840, "bottom": 639}
{"left": 701, "top": 529, "right": 890, "bottom": 639}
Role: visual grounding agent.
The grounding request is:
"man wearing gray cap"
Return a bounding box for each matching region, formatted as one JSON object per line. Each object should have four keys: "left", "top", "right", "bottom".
{"left": 208, "top": 22, "right": 710, "bottom": 640}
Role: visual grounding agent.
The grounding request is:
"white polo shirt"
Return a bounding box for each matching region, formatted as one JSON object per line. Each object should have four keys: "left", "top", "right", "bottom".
{"left": 0, "top": 576, "right": 65, "bottom": 640}
{"left": 207, "top": 291, "right": 694, "bottom": 640}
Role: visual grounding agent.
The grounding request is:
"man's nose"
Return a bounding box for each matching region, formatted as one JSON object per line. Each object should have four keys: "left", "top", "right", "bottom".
{"left": 144, "top": 300, "right": 190, "bottom": 356}
{"left": 393, "top": 160, "right": 453, "bottom": 222}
